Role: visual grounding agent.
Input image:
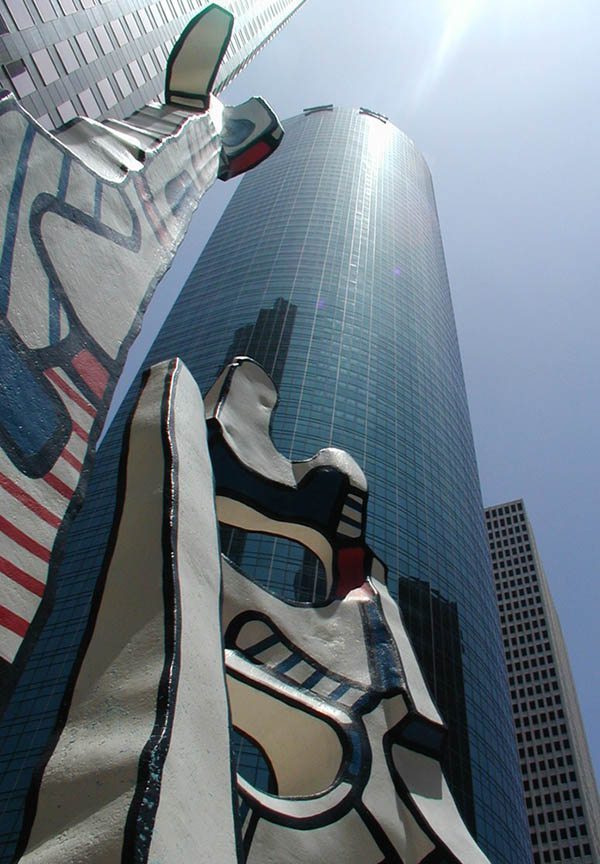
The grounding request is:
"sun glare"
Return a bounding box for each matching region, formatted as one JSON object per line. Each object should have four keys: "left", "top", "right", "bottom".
{"left": 409, "top": 0, "right": 484, "bottom": 109}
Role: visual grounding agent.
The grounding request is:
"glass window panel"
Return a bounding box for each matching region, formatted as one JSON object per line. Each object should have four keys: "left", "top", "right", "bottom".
{"left": 0, "top": 12, "right": 8, "bottom": 34}
{"left": 36, "top": 112, "right": 52, "bottom": 130}
{"left": 93, "top": 24, "right": 112, "bottom": 54}
{"left": 78, "top": 87, "right": 100, "bottom": 118}
{"left": 160, "top": 0, "right": 174, "bottom": 22}
{"left": 113, "top": 68, "right": 131, "bottom": 98}
{"left": 110, "top": 19, "right": 127, "bottom": 47}
{"left": 56, "top": 0, "right": 76, "bottom": 14}
{"left": 128, "top": 59, "right": 144, "bottom": 88}
{"left": 97, "top": 77, "right": 116, "bottom": 108}
{"left": 142, "top": 52, "right": 156, "bottom": 79}
{"left": 124, "top": 12, "right": 140, "bottom": 39}
{"left": 31, "top": 0, "right": 56, "bottom": 22}
{"left": 55, "top": 39, "right": 78, "bottom": 73}
{"left": 31, "top": 48, "right": 59, "bottom": 84}
{"left": 75, "top": 31, "right": 97, "bottom": 63}
{"left": 57, "top": 99, "right": 76, "bottom": 123}
{"left": 138, "top": 7, "right": 152, "bottom": 32}
{"left": 149, "top": 3, "right": 164, "bottom": 27}
{"left": 5, "top": 0, "right": 33, "bottom": 28}
{"left": 4, "top": 59, "right": 35, "bottom": 96}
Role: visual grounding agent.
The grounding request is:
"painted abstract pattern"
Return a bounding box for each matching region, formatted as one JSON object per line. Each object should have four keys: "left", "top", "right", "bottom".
{"left": 0, "top": 89, "right": 222, "bottom": 687}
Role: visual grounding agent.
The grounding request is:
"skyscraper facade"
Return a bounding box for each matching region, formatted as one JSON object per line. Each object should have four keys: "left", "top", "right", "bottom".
{"left": 0, "top": 0, "right": 306, "bottom": 129}
{"left": 26, "top": 104, "right": 534, "bottom": 862}
{"left": 486, "top": 499, "right": 600, "bottom": 864}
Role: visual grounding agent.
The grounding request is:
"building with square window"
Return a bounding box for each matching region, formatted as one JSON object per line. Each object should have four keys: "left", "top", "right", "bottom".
{"left": 486, "top": 499, "right": 600, "bottom": 864}
{"left": 0, "top": 0, "right": 307, "bottom": 129}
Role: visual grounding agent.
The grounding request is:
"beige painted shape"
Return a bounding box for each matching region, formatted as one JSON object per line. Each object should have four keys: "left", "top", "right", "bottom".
{"left": 6, "top": 125, "right": 65, "bottom": 349}
{"left": 211, "top": 360, "right": 296, "bottom": 485}
{"left": 20, "top": 363, "right": 168, "bottom": 862}
{"left": 40, "top": 207, "right": 155, "bottom": 359}
{"left": 283, "top": 659, "right": 315, "bottom": 685}
{"left": 227, "top": 672, "right": 343, "bottom": 797}
{"left": 147, "top": 361, "right": 238, "bottom": 864}
{"left": 235, "top": 618, "right": 274, "bottom": 650}
{"left": 20, "top": 360, "right": 238, "bottom": 863}
{"left": 392, "top": 745, "right": 491, "bottom": 863}
{"left": 374, "top": 574, "right": 443, "bottom": 728}
{"left": 167, "top": 6, "right": 232, "bottom": 104}
{"left": 222, "top": 557, "right": 372, "bottom": 688}
{"left": 361, "top": 696, "right": 436, "bottom": 863}
{"left": 292, "top": 447, "right": 367, "bottom": 492}
{"left": 0, "top": 622, "right": 21, "bottom": 663}
{"left": 247, "top": 807, "right": 383, "bottom": 864}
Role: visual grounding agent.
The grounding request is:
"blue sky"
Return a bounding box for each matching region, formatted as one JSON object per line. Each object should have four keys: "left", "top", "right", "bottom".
{"left": 110, "top": 0, "right": 600, "bottom": 783}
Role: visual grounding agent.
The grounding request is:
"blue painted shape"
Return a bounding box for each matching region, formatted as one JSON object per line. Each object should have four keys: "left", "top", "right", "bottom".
{"left": 93, "top": 180, "right": 102, "bottom": 221}
{"left": 244, "top": 633, "right": 279, "bottom": 659}
{"left": 0, "top": 125, "right": 35, "bottom": 316}
{"left": 56, "top": 156, "right": 70, "bottom": 201}
{"left": 48, "top": 284, "right": 60, "bottom": 345}
{"left": 47, "top": 157, "right": 70, "bottom": 345}
{"left": 302, "top": 669, "right": 325, "bottom": 690}
{"left": 0, "top": 324, "right": 63, "bottom": 460}
{"left": 329, "top": 682, "right": 350, "bottom": 701}
{"left": 273, "top": 652, "right": 301, "bottom": 675}
{"left": 399, "top": 718, "right": 445, "bottom": 757}
{"left": 362, "top": 599, "right": 403, "bottom": 693}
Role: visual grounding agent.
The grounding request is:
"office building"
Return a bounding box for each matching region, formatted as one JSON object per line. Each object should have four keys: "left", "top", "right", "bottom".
{"left": 0, "top": 0, "right": 307, "bottom": 129}
{"left": 4, "top": 104, "right": 534, "bottom": 862}
{"left": 486, "top": 500, "right": 600, "bottom": 863}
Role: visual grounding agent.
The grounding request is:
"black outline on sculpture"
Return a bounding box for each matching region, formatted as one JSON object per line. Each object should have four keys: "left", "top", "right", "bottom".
{"left": 121, "top": 359, "right": 182, "bottom": 863}
{"left": 165, "top": 5, "right": 234, "bottom": 109}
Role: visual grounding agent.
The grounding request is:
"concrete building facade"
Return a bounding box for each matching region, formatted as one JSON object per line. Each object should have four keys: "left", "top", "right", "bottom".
{"left": 486, "top": 499, "right": 600, "bottom": 864}
{"left": 0, "top": 0, "right": 307, "bottom": 129}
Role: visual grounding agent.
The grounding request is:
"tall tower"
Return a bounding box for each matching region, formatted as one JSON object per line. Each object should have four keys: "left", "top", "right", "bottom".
{"left": 0, "top": 0, "right": 307, "bottom": 129}
{"left": 1, "top": 105, "right": 530, "bottom": 861}
{"left": 486, "top": 499, "right": 600, "bottom": 863}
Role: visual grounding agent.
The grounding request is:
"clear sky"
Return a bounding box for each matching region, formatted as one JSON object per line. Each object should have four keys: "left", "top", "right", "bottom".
{"left": 109, "top": 0, "right": 600, "bottom": 783}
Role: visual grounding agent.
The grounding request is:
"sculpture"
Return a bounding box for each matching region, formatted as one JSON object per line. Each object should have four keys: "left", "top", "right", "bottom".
{"left": 15, "top": 357, "right": 490, "bottom": 863}
{"left": 0, "top": 4, "right": 283, "bottom": 702}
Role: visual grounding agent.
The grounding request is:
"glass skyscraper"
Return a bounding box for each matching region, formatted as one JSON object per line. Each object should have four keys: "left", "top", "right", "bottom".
{"left": 1, "top": 105, "right": 532, "bottom": 862}
{"left": 0, "top": 0, "right": 307, "bottom": 130}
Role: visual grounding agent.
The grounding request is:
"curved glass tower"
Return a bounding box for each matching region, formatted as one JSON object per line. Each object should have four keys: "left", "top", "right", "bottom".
{"left": 147, "top": 105, "right": 531, "bottom": 860}
{"left": 0, "top": 106, "right": 531, "bottom": 861}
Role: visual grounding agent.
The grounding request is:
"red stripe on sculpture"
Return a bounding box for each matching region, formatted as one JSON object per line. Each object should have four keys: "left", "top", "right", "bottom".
{"left": 0, "top": 605, "right": 29, "bottom": 637}
{"left": 0, "top": 473, "right": 61, "bottom": 528}
{"left": 44, "top": 368, "right": 96, "bottom": 417}
{"left": 0, "top": 556, "right": 45, "bottom": 596}
{"left": 72, "top": 350, "right": 109, "bottom": 400}
{"left": 0, "top": 515, "right": 51, "bottom": 562}
{"left": 43, "top": 472, "right": 74, "bottom": 500}
{"left": 61, "top": 449, "right": 83, "bottom": 471}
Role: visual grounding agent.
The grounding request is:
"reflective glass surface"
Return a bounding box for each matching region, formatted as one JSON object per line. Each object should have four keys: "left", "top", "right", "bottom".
{"left": 0, "top": 107, "right": 531, "bottom": 862}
